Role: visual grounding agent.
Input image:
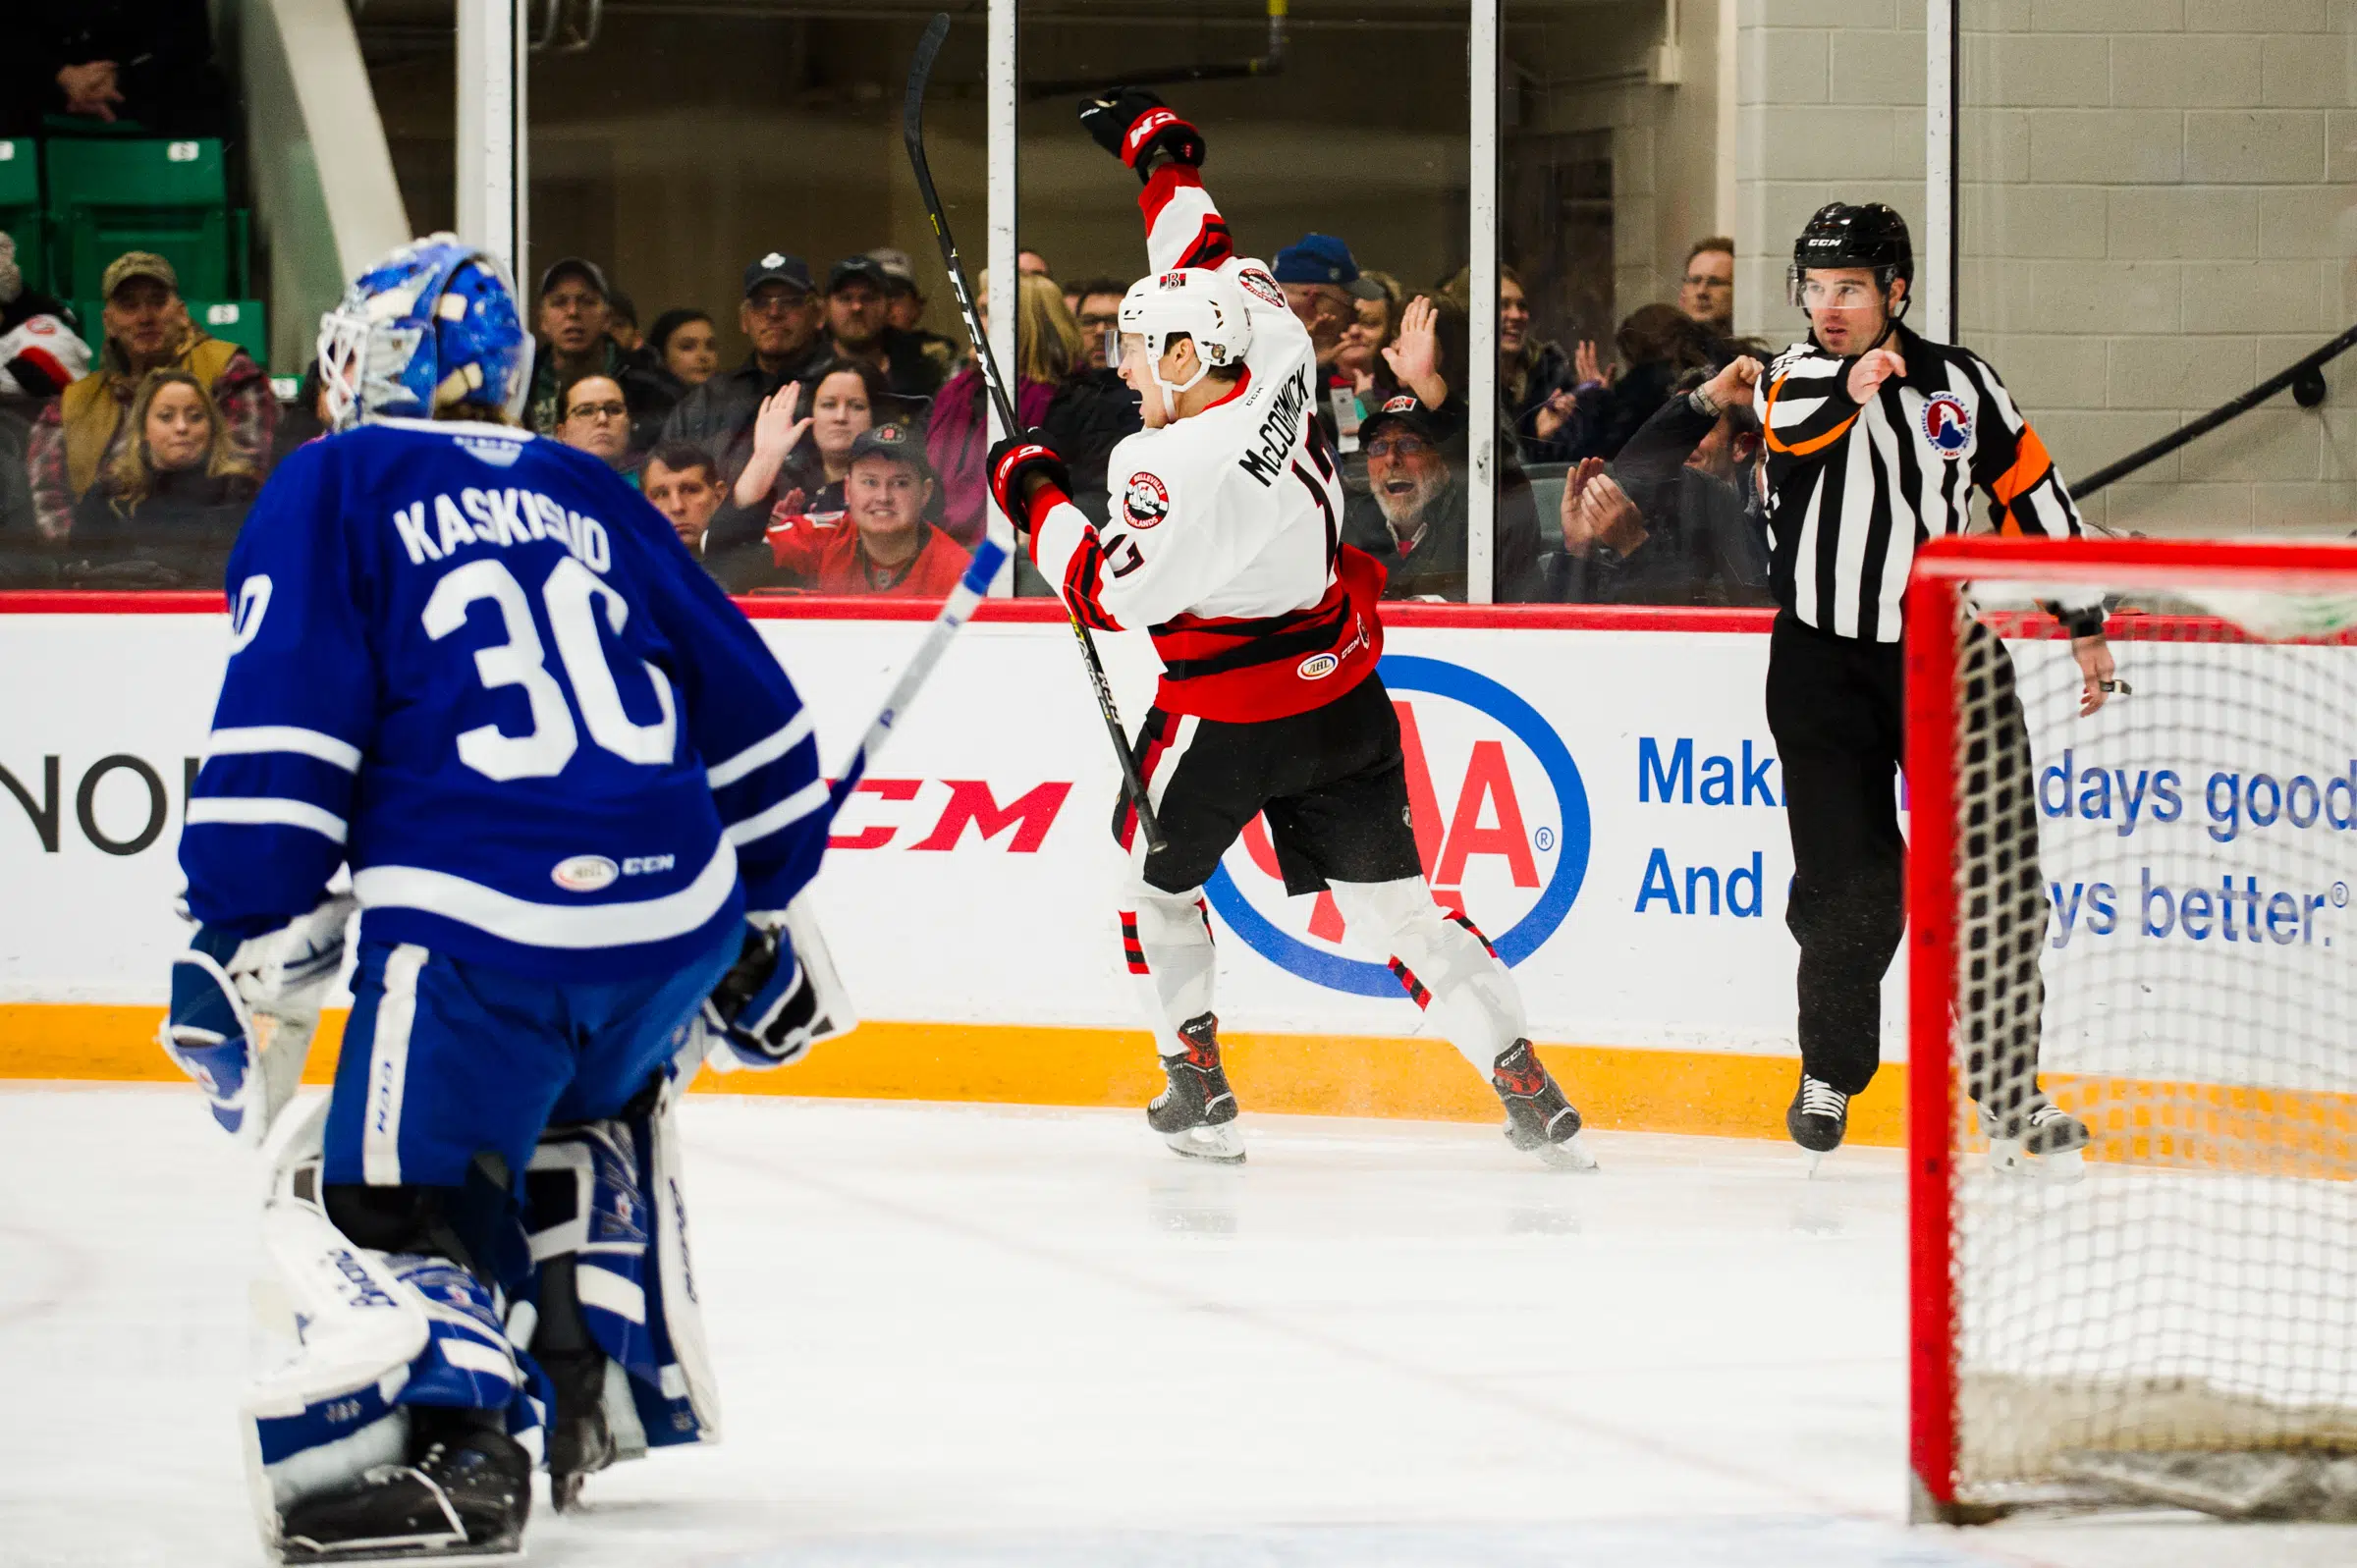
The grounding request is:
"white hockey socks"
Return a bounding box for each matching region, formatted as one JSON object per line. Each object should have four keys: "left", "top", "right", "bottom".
{"left": 1118, "top": 886, "right": 1217, "bottom": 1059}
{"left": 1329, "top": 877, "right": 1530, "bottom": 1072}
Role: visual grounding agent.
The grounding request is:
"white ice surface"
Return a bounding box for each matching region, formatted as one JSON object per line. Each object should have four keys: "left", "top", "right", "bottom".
{"left": 2, "top": 1086, "right": 2352, "bottom": 1568}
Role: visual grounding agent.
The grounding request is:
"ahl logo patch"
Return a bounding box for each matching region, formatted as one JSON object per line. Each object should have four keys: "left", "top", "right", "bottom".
{"left": 1123, "top": 471, "right": 1170, "bottom": 528}
{"left": 1237, "top": 267, "right": 1285, "bottom": 308}
{"left": 551, "top": 854, "right": 620, "bottom": 892}
{"left": 1296, "top": 652, "right": 1341, "bottom": 680}
{"left": 1922, "top": 392, "right": 1972, "bottom": 459}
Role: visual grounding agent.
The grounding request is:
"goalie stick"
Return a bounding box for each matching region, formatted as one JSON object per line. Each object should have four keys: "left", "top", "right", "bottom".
{"left": 902, "top": 11, "right": 1167, "bottom": 854}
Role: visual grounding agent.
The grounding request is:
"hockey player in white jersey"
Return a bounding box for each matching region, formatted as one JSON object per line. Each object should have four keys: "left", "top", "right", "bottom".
{"left": 157, "top": 236, "right": 852, "bottom": 1561}
{"left": 985, "top": 91, "right": 1593, "bottom": 1169}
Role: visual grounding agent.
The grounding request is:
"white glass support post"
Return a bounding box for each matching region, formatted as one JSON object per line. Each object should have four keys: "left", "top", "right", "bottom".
{"left": 1924, "top": 0, "right": 1956, "bottom": 341}
{"left": 456, "top": 0, "right": 527, "bottom": 278}
{"left": 985, "top": 0, "right": 1018, "bottom": 590}
{"left": 1467, "top": 0, "right": 1500, "bottom": 605}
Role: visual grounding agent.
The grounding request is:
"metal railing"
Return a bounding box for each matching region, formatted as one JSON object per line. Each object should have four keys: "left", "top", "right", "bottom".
{"left": 2074, "top": 324, "right": 2356, "bottom": 501}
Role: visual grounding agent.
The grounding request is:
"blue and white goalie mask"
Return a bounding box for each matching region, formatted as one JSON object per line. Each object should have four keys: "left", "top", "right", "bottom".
{"left": 316, "top": 234, "right": 529, "bottom": 431}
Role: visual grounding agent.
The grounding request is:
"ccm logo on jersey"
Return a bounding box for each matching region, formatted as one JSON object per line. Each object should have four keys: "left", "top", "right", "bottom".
{"left": 551, "top": 853, "right": 676, "bottom": 891}
{"left": 1122, "top": 472, "right": 1170, "bottom": 528}
{"left": 1922, "top": 392, "right": 1972, "bottom": 458}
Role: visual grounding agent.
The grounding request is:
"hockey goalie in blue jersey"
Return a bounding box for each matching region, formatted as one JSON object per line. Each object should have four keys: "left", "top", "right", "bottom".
{"left": 159, "top": 236, "right": 853, "bottom": 1562}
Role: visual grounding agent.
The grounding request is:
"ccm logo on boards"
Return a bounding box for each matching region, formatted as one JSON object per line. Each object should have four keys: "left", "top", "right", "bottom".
{"left": 827, "top": 779, "right": 1074, "bottom": 853}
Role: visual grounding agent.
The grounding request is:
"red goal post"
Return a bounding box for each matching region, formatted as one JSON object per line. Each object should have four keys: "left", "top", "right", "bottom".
{"left": 1905, "top": 534, "right": 2357, "bottom": 1525}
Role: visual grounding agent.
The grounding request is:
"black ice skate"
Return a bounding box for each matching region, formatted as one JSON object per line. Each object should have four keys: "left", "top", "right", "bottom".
{"left": 1490, "top": 1041, "right": 1596, "bottom": 1170}
{"left": 279, "top": 1418, "right": 530, "bottom": 1563}
{"left": 1788, "top": 1074, "right": 1848, "bottom": 1172}
{"left": 1980, "top": 1096, "right": 2089, "bottom": 1180}
{"left": 1148, "top": 1013, "right": 1244, "bottom": 1163}
{"left": 541, "top": 1348, "right": 614, "bottom": 1512}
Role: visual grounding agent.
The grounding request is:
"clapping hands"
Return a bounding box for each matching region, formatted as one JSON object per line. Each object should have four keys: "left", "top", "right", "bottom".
{"left": 1559, "top": 457, "right": 1647, "bottom": 560}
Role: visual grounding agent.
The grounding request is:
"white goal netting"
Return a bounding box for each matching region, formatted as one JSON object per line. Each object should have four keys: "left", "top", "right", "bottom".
{"left": 1917, "top": 559, "right": 2357, "bottom": 1522}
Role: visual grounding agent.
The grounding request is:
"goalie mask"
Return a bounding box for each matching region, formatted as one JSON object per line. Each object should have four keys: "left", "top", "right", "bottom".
{"left": 1118, "top": 266, "right": 1252, "bottom": 419}
{"left": 316, "top": 234, "right": 531, "bottom": 432}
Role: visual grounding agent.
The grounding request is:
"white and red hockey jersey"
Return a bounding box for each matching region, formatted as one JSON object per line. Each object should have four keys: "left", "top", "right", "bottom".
{"left": 1019, "top": 166, "right": 1384, "bottom": 725}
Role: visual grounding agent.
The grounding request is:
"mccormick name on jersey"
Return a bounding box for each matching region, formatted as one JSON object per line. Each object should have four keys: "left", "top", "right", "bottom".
{"left": 1237, "top": 366, "right": 1310, "bottom": 488}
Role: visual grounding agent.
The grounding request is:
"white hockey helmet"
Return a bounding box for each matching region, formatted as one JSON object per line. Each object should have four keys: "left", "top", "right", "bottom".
{"left": 1119, "top": 266, "right": 1252, "bottom": 417}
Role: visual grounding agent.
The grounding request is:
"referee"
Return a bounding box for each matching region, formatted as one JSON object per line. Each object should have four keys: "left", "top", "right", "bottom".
{"left": 1691, "top": 202, "right": 2118, "bottom": 1166}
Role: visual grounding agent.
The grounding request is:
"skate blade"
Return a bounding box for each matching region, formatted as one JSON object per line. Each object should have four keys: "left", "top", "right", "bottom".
{"left": 1804, "top": 1149, "right": 1827, "bottom": 1177}
{"left": 1989, "top": 1140, "right": 2087, "bottom": 1183}
{"left": 549, "top": 1471, "right": 585, "bottom": 1513}
{"left": 279, "top": 1536, "right": 522, "bottom": 1565}
{"left": 1535, "top": 1133, "right": 1599, "bottom": 1172}
{"left": 1162, "top": 1123, "right": 1245, "bottom": 1163}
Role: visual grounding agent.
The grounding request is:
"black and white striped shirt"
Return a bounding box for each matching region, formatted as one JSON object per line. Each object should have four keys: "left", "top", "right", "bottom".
{"left": 1752, "top": 323, "right": 2095, "bottom": 643}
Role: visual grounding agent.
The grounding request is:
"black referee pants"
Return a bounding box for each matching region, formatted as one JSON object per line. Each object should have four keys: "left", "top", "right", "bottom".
{"left": 1765, "top": 612, "right": 2048, "bottom": 1112}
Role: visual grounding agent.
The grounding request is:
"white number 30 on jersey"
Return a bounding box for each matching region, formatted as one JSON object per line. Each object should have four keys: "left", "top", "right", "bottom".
{"left": 422, "top": 557, "right": 678, "bottom": 781}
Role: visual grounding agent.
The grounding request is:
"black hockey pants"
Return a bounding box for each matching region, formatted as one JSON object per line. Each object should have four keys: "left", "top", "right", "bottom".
{"left": 1765, "top": 611, "right": 2048, "bottom": 1115}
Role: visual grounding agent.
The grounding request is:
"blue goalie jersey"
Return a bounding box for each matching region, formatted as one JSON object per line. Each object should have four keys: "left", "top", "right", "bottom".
{"left": 181, "top": 417, "right": 826, "bottom": 981}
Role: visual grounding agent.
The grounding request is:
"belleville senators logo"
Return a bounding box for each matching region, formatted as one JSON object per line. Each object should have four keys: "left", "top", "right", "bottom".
{"left": 1236, "top": 267, "right": 1285, "bottom": 309}
{"left": 1122, "top": 471, "right": 1170, "bottom": 529}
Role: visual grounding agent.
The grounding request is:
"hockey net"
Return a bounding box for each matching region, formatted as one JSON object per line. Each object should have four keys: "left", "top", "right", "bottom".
{"left": 1906, "top": 537, "right": 2357, "bottom": 1524}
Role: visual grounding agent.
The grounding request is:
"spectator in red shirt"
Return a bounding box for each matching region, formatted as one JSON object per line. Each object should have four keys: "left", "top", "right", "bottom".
{"left": 751, "top": 423, "right": 969, "bottom": 598}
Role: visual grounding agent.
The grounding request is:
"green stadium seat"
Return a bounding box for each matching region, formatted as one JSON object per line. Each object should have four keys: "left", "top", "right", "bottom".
{"left": 45, "top": 138, "right": 230, "bottom": 301}
{"left": 0, "top": 140, "right": 40, "bottom": 295}
{"left": 190, "top": 298, "right": 267, "bottom": 366}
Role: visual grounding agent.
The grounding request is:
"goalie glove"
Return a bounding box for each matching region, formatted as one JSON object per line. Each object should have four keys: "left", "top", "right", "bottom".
{"left": 700, "top": 896, "right": 856, "bottom": 1069}
{"left": 1077, "top": 88, "right": 1205, "bottom": 181}
{"left": 160, "top": 894, "right": 355, "bottom": 1145}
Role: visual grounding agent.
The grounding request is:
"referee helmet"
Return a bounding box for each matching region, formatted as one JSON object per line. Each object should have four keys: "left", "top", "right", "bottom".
{"left": 1785, "top": 202, "right": 1913, "bottom": 313}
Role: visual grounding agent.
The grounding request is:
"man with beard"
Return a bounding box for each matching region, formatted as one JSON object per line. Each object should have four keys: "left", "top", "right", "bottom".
{"left": 822, "top": 254, "right": 946, "bottom": 402}
{"left": 1340, "top": 394, "right": 1541, "bottom": 603}
{"left": 659, "top": 251, "right": 830, "bottom": 483}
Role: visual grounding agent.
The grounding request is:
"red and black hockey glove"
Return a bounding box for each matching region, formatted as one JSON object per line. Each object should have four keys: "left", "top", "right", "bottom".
{"left": 986, "top": 430, "right": 1071, "bottom": 532}
{"left": 1078, "top": 88, "right": 1206, "bottom": 182}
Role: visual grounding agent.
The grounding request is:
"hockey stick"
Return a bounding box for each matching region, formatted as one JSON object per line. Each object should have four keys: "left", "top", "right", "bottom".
{"left": 903, "top": 11, "right": 1167, "bottom": 854}
{"left": 839, "top": 534, "right": 1006, "bottom": 784}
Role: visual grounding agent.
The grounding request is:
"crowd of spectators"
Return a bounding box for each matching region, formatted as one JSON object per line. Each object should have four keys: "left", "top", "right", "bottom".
{"left": 0, "top": 189, "right": 1772, "bottom": 606}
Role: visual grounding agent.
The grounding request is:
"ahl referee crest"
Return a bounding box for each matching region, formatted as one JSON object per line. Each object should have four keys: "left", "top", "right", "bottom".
{"left": 1921, "top": 391, "right": 1972, "bottom": 459}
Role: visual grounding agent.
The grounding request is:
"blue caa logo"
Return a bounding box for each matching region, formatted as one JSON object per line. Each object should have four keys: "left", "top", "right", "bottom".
{"left": 1204, "top": 656, "right": 1592, "bottom": 997}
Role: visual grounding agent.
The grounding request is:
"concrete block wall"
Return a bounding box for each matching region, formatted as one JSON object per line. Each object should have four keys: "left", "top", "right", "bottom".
{"left": 1736, "top": 0, "right": 2353, "bottom": 538}
{"left": 1730, "top": 0, "right": 1929, "bottom": 355}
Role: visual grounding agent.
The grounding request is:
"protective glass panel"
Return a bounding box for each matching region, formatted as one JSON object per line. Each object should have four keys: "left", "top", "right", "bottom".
{"left": 1017, "top": 1, "right": 1469, "bottom": 593}
{"left": 1501, "top": 0, "right": 1781, "bottom": 609}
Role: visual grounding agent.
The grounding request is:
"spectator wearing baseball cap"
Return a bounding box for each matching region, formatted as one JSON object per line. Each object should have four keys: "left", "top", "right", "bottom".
{"left": 868, "top": 246, "right": 964, "bottom": 385}
{"left": 720, "top": 422, "right": 970, "bottom": 598}
{"left": 1340, "top": 393, "right": 1543, "bottom": 604}
{"left": 26, "top": 248, "right": 274, "bottom": 544}
{"left": 1273, "top": 233, "right": 1384, "bottom": 446}
{"left": 825, "top": 254, "right": 947, "bottom": 403}
{"left": 523, "top": 257, "right": 673, "bottom": 449}
{"left": 657, "top": 250, "right": 830, "bottom": 484}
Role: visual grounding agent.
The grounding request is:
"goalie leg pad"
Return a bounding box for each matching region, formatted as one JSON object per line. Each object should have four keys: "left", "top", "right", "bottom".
{"left": 1329, "top": 877, "right": 1530, "bottom": 1072}
{"left": 244, "top": 1105, "right": 535, "bottom": 1556}
{"left": 524, "top": 1097, "right": 720, "bottom": 1454}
